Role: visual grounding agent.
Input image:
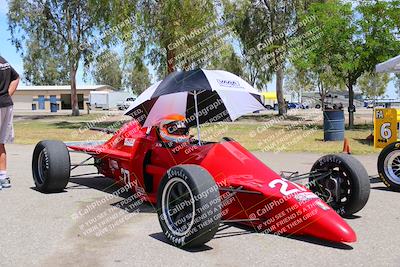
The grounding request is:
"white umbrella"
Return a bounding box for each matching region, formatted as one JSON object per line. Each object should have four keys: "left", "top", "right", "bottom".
{"left": 125, "top": 69, "right": 265, "bottom": 144}
{"left": 376, "top": 55, "right": 400, "bottom": 73}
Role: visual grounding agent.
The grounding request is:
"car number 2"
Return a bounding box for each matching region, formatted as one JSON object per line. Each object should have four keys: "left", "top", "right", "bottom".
{"left": 268, "top": 178, "right": 306, "bottom": 196}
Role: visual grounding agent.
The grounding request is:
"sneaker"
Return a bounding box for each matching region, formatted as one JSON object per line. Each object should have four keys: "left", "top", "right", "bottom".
{"left": 0, "top": 178, "right": 11, "bottom": 188}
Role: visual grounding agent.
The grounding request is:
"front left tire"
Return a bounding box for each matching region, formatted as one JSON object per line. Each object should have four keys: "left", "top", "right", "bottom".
{"left": 157, "top": 165, "right": 221, "bottom": 248}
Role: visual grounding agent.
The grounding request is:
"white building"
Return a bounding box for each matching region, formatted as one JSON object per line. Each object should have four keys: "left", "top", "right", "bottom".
{"left": 13, "top": 85, "right": 114, "bottom": 111}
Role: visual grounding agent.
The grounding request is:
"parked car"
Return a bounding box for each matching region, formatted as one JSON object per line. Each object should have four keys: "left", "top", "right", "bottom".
{"left": 264, "top": 104, "right": 273, "bottom": 110}
{"left": 117, "top": 97, "right": 136, "bottom": 110}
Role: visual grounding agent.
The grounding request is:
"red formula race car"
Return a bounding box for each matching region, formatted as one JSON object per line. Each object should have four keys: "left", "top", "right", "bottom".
{"left": 32, "top": 120, "right": 370, "bottom": 248}
{"left": 32, "top": 70, "right": 370, "bottom": 248}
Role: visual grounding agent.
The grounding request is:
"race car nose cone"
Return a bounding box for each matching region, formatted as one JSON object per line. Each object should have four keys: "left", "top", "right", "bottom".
{"left": 300, "top": 213, "right": 357, "bottom": 243}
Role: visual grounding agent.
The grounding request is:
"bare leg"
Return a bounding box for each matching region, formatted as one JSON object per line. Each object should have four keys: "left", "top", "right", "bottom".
{"left": 0, "top": 144, "right": 6, "bottom": 171}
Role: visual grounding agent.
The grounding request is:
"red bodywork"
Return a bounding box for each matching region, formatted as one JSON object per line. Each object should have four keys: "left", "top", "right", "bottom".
{"left": 68, "top": 121, "right": 356, "bottom": 243}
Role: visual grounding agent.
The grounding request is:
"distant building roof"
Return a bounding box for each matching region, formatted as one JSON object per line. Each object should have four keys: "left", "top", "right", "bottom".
{"left": 18, "top": 85, "right": 114, "bottom": 91}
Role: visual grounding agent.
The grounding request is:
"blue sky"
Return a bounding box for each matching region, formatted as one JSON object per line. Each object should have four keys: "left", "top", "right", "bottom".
{"left": 0, "top": 1, "right": 397, "bottom": 98}
{"left": 0, "top": 1, "right": 23, "bottom": 77}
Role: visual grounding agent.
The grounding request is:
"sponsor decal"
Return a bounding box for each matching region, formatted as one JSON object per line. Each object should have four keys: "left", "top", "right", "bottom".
{"left": 294, "top": 192, "right": 319, "bottom": 203}
{"left": 0, "top": 62, "right": 11, "bottom": 71}
{"left": 216, "top": 79, "right": 243, "bottom": 88}
{"left": 315, "top": 200, "right": 330, "bottom": 211}
{"left": 375, "top": 110, "right": 384, "bottom": 119}
{"left": 124, "top": 138, "right": 136, "bottom": 147}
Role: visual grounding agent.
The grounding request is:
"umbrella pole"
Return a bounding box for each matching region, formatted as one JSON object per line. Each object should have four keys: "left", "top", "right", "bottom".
{"left": 194, "top": 91, "right": 201, "bottom": 145}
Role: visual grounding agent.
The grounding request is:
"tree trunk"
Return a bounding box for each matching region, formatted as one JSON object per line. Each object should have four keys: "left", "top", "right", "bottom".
{"left": 70, "top": 66, "right": 79, "bottom": 116}
{"left": 276, "top": 68, "right": 286, "bottom": 115}
{"left": 299, "top": 87, "right": 302, "bottom": 104}
{"left": 348, "top": 83, "right": 354, "bottom": 129}
{"left": 167, "top": 47, "right": 175, "bottom": 74}
{"left": 320, "top": 82, "right": 325, "bottom": 111}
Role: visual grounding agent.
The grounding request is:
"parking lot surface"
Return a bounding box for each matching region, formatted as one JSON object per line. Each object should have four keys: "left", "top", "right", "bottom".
{"left": 1, "top": 144, "right": 398, "bottom": 267}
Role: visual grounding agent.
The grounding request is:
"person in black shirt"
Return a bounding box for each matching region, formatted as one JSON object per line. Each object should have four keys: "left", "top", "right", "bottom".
{"left": 0, "top": 56, "right": 19, "bottom": 189}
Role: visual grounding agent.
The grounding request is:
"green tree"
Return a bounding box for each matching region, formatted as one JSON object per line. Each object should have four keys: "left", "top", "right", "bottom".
{"left": 23, "top": 39, "right": 69, "bottom": 85}
{"left": 222, "top": 1, "right": 271, "bottom": 90}
{"left": 104, "top": 0, "right": 219, "bottom": 78}
{"left": 92, "top": 50, "right": 123, "bottom": 89}
{"left": 301, "top": 0, "right": 400, "bottom": 127}
{"left": 8, "top": 0, "right": 105, "bottom": 115}
{"left": 358, "top": 72, "right": 390, "bottom": 102}
{"left": 395, "top": 74, "right": 400, "bottom": 99}
{"left": 125, "top": 61, "right": 151, "bottom": 95}
{"left": 222, "top": 0, "right": 322, "bottom": 115}
{"left": 207, "top": 44, "right": 244, "bottom": 77}
{"left": 289, "top": 63, "right": 345, "bottom": 109}
{"left": 285, "top": 66, "right": 315, "bottom": 102}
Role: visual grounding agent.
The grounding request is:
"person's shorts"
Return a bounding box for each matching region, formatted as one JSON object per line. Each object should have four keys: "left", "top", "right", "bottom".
{"left": 0, "top": 106, "right": 14, "bottom": 144}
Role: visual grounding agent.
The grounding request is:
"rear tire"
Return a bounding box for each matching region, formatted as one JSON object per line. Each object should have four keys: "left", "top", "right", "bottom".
{"left": 32, "top": 140, "right": 71, "bottom": 193}
{"left": 157, "top": 165, "right": 221, "bottom": 248}
{"left": 310, "top": 154, "right": 370, "bottom": 216}
{"left": 378, "top": 142, "right": 400, "bottom": 191}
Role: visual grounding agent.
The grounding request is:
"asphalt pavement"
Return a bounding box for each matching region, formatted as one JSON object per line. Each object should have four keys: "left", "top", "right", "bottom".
{"left": 1, "top": 144, "right": 399, "bottom": 267}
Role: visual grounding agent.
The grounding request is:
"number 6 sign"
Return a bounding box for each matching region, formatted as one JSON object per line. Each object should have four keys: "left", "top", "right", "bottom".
{"left": 374, "top": 108, "right": 398, "bottom": 148}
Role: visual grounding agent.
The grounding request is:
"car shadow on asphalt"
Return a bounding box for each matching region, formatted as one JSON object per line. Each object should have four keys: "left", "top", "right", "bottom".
{"left": 66, "top": 175, "right": 354, "bottom": 251}
{"left": 369, "top": 177, "right": 399, "bottom": 192}
{"left": 68, "top": 176, "right": 122, "bottom": 193}
{"left": 30, "top": 187, "right": 68, "bottom": 194}
{"left": 284, "top": 235, "right": 353, "bottom": 250}
{"left": 371, "top": 186, "right": 396, "bottom": 192}
{"left": 228, "top": 223, "right": 354, "bottom": 250}
{"left": 149, "top": 232, "right": 213, "bottom": 252}
{"left": 67, "top": 176, "right": 158, "bottom": 213}
{"left": 369, "top": 176, "right": 380, "bottom": 183}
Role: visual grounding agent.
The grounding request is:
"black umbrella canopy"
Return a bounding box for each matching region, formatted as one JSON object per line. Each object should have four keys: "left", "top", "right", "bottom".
{"left": 153, "top": 69, "right": 213, "bottom": 97}
{"left": 125, "top": 69, "right": 264, "bottom": 128}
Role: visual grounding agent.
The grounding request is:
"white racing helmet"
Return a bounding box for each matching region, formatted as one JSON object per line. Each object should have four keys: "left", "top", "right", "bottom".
{"left": 158, "top": 114, "right": 190, "bottom": 143}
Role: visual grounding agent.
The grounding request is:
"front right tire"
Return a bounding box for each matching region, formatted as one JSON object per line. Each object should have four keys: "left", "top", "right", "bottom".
{"left": 310, "top": 154, "right": 370, "bottom": 216}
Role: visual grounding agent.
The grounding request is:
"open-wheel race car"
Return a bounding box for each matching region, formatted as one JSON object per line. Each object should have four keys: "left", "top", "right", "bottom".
{"left": 32, "top": 70, "right": 370, "bottom": 248}
{"left": 375, "top": 57, "right": 400, "bottom": 192}
{"left": 378, "top": 141, "right": 400, "bottom": 191}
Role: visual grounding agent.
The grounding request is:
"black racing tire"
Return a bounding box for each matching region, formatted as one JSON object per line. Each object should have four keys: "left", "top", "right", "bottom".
{"left": 309, "top": 154, "right": 370, "bottom": 216}
{"left": 156, "top": 165, "right": 221, "bottom": 248}
{"left": 32, "top": 140, "right": 71, "bottom": 193}
{"left": 378, "top": 142, "right": 400, "bottom": 191}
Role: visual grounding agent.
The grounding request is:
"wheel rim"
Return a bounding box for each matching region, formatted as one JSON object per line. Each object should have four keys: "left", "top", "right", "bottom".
{"left": 161, "top": 177, "right": 195, "bottom": 237}
{"left": 313, "top": 167, "right": 352, "bottom": 209}
{"left": 36, "top": 150, "right": 48, "bottom": 185}
{"left": 384, "top": 150, "right": 400, "bottom": 184}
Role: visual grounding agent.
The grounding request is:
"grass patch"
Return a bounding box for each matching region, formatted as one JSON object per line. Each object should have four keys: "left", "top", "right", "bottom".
{"left": 195, "top": 123, "right": 378, "bottom": 154}
{"left": 14, "top": 115, "right": 379, "bottom": 154}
